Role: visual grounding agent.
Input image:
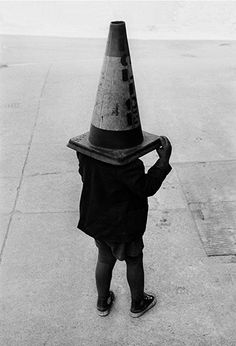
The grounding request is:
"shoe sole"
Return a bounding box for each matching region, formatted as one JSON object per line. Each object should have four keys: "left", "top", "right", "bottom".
{"left": 129, "top": 295, "right": 157, "bottom": 318}
{"left": 97, "top": 310, "right": 110, "bottom": 317}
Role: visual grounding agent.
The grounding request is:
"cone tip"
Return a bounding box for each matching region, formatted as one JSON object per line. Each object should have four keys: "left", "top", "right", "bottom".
{"left": 110, "top": 21, "right": 126, "bottom": 30}
{"left": 110, "top": 21, "right": 125, "bottom": 25}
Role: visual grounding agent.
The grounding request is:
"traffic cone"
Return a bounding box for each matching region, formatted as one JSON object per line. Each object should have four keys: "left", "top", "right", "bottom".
{"left": 67, "top": 21, "right": 160, "bottom": 165}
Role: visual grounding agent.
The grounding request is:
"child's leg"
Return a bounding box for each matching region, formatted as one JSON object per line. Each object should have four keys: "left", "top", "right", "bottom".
{"left": 125, "top": 253, "right": 144, "bottom": 303}
{"left": 125, "top": 253, "right": 157, "bottom": 317}
{"left": 95, "top": 242, "right": 117, "bottom": 301}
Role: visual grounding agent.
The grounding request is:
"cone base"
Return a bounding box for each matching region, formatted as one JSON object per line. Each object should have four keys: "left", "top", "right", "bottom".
{"left": 67, "top": 131, "right": 161, "bottom": 165}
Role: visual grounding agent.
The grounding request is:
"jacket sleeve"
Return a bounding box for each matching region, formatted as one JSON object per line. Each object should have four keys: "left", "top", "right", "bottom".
{"left": 76, "top": 152, "right": 85, "bottom": 182}
{"left": 116, "top": 159, "right": 172, "bottom": 198}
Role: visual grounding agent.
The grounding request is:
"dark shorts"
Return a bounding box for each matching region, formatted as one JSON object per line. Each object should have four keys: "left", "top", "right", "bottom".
{"left": 95, "top": 237, "right": 144, "bottom": 261}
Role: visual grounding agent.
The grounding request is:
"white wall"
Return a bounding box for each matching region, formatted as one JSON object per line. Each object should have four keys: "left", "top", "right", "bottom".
{"left": 0, "top": 0, "right": 236, "bottom": 40}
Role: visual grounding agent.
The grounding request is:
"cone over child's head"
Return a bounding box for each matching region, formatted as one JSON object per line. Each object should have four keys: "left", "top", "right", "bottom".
{"left": 67, "top": 21, "right": 161, "bottom": 165}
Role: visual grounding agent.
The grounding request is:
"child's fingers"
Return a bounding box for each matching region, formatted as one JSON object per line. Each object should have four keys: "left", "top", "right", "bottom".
{"left": 160, "top": 136, "right": 170, "bottom": 149}
{"left": 159, "top": 136, "right": 166, "bottom": 147}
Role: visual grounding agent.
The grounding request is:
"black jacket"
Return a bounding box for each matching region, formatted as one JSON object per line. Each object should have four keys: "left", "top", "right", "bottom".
{"left": 77, "top": 152, "right": 172, "bottom": 242}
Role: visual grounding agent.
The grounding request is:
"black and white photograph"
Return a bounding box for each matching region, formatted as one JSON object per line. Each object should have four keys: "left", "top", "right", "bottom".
{"left": 0, "top": 1, "right": 236, "bottom": 345}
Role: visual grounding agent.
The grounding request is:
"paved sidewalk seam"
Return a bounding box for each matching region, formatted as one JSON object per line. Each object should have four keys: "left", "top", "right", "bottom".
{"left": 24, "top": 170, "right": 76, "bottom": 177}
{"left": 172, "top": 159, "right": 236, "bottom": 166}
{"left": 174, "top": 166, "right": 208, "bottom": 257}
{"left": 13, "top": 210, "right": 78, "bottom": 215}
{"left": 0, "top": 64, "right": 52, "bottom": 263}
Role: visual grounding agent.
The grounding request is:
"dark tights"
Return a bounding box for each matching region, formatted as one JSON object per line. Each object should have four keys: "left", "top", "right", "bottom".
{"left": 95, "top": 249, "right": 144, "bottom": 303}
{"left": 125, "top": 254, "right": 144, "bottom": 302}
{"left": 95, "top": 252, "right": 116, "bottom": 301}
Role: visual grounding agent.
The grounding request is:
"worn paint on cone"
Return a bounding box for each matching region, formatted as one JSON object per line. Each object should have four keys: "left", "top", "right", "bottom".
{"left": 67, "top": 21, "right": 161, "bottom": 165}
{"left": 89, "top": 21, "right": 143, "bottom": 149}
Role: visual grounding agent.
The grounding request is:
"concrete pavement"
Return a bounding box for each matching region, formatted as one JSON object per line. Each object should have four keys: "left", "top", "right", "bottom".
{"left": 0, "top": 36, "right": 236, "bottom": 345}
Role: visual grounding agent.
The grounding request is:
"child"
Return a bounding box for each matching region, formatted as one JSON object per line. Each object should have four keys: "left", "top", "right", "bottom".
{"left": 76, "top": 136, "right": 172, "bottom": 317}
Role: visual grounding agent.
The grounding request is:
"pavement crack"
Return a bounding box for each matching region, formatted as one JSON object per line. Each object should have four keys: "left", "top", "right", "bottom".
{"left": 29, "top": 171, "right": 62, "bottom": 177}
{"left": 0, "top": 64, "right": 52, "bottom": 264}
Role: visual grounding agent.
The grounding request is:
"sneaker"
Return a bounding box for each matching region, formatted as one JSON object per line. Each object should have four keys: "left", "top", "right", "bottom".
{"left": 130, "top": 292, "right": 157, "bottom": 318}
{"left": 97, "top": 291, "right": 115, "bottom": 317}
